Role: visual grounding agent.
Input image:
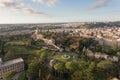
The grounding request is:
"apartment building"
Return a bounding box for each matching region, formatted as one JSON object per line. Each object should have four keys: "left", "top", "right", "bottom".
{"left": 0, "top": 58, "right": 24, "bottom": 79}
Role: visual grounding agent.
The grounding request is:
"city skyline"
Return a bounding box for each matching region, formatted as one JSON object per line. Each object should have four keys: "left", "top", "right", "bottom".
{"left": 0, "top": 0, "right": 120, "bottom": 24}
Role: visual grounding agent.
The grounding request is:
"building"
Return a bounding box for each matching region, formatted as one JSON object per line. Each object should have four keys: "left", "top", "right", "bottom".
{"left": 111, "top": 77, "right": 119, "bottom": 80}
{"left": 0, "top": 58, "right": 24, "bottom": 79}
{"left": 31, "top": 27, "right": 43, "bottom": 40}
{"left": 31, "top": 28, "right": 61, "bottom": 50}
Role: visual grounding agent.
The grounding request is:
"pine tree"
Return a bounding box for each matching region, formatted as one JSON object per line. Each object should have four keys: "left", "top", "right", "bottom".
{"left": 0, "top": 41, "right": 5, "bottom": 55}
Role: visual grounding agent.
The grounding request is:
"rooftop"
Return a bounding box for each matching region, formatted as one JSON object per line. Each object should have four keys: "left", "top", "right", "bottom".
{"left": 0, "top": 58, "right": 24, "bottom": 68}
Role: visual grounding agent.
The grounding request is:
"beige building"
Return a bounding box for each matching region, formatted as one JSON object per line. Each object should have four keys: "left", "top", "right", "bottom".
{"left": 0, "top": 58, "right": 24, "bottom": 79}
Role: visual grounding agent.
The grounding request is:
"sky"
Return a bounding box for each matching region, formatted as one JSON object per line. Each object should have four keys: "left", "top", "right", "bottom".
{"left": 0, "top": 0, "right": 120, "bottom": 24}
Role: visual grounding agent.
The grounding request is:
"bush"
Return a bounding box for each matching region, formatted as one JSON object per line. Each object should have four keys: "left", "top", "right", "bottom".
{"left": 3, "top": 70, "right": 16, "bottom": 80}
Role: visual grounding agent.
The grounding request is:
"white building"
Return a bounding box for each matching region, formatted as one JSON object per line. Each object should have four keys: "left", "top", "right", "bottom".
{"left": 0, "top": 58, "right": 24, "bottom": 79}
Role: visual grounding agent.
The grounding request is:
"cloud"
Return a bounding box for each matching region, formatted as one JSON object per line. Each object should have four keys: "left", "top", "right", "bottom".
{"left": 88, "top": 0, "right": 111, "bottom": 10}
{"left": 32, "top": 0, "right": 59, "bottom": 7}
{"left": 0, "top": 0, "right": 49, "bottom": 16}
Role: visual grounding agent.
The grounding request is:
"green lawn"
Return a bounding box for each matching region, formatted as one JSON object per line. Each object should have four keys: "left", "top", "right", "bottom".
{"left": 52, "top": 53, "right": 74, "bottom": 62}
{"left": 6, "top": 41, "right": 27, "bottom": 46}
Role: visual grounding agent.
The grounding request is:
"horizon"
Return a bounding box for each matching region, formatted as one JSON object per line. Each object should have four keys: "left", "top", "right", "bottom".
{"left": 0, "top": 0, "right": 120, "bottom": 24}
{"left": 0, "top": 21, "right": 120, "bottom": 25}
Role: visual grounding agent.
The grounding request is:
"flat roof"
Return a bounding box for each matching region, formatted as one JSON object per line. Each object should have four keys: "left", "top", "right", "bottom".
{"left": 0, "top": 58, "right": 24, "bottom": 68}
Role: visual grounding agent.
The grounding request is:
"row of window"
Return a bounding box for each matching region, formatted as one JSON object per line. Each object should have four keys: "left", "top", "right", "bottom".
{"left": 0, "top": 62, "right": 24, "bottom": 75}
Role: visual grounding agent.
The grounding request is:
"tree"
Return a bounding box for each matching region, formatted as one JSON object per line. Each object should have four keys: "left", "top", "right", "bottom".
{"left": 54, "top": 63, "right": 65, "bottom": 71}
{"left": 65, "top": 61, "right": 79, "bottom": 71}
{"left": 81, "top": 47, "right": 87, "bottom": 60}
{"left": 54, "top": 63, "right": 65, "bottom": 77}
{"left": 95, "top": 60, "right": 117, "bottom": 80}
{"left": 97, "top": 60, "right": 113, "bottom": 70}
{"left": 27, "top": 60, "right": 40, "bottom": 80}
{"left": 3, "top": 70, "right": 16, "bottom": 80}
{"left": 87, "top": 62, "right": 96, "bottom": 73}
{"left": 40, "top": 52, "right": 49, "bottom": 60}
{"left": 18, "top": 72, "right": 27, "bottom": 80}
{"left": 72, "top": 64, "right": 94, "bottom": 80}
{"left": 30, "top": 39, "right": 36, "bottom": 45}
{"left": 117, "top": 52, "right": 120, "bottom": 57}
{"left": 71, "top": 60, "right": 94, "bottom": 80}
{"left": 0, "top": 41, "right": 6, "bottom": 55}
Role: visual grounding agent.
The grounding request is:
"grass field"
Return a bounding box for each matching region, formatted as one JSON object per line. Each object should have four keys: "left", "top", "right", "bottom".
{"left": 52, "top": 53, "right": 74, "bottom": 62}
